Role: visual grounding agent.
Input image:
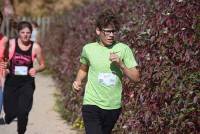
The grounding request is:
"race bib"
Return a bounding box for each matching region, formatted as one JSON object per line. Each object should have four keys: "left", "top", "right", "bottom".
{"left": 98, "top": 73, "right": 117, "bottom": 86}
{"left": 14, "top": 66, "right": 28, "bottom": 75}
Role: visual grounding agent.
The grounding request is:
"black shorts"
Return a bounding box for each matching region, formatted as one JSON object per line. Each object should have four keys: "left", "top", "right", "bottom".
{"left": 82, "top": 105, "right": 121, "bottom": 134}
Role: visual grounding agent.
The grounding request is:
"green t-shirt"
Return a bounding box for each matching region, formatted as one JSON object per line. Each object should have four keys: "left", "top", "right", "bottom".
{"left": 80, "top": 42, "right": 138, "bottom": 109}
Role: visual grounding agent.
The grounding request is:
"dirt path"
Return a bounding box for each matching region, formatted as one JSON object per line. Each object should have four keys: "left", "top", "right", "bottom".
{"left": 0, "top": 74, "right": 77, "bottom": 134}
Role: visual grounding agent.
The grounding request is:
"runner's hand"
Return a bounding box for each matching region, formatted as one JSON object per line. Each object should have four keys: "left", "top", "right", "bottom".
{"left": 0, "top": 61, "right": 8, "bottom": 69}
{"left": 29, "top": 68, "right": 36, "bottom": 77}
{"left": 72, "top": 81, "right": 82, "bottom": 92}
{"left": 109, "top": 52, "right": 123, "bottom": 68}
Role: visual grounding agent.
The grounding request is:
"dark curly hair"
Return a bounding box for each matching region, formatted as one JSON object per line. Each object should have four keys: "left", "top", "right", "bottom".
{"left": 96, "top": 9, "right": 120, "bottom": 31}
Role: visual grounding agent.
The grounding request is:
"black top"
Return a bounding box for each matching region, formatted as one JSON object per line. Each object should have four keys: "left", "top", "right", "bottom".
{"left": 9, "top": 38, "right": 34, "bottom": 77}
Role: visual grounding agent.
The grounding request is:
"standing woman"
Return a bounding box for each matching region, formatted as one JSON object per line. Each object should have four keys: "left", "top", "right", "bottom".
{"left": 3, "top": 21, "right": 45, "bottom": 134}
{"left": 0, "top": 11, "right": 8, "bottom": 116}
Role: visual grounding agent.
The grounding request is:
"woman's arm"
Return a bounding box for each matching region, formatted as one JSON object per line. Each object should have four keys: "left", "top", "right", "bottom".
{"left": 29, "top": 43, "right": 45, "bottom": 77}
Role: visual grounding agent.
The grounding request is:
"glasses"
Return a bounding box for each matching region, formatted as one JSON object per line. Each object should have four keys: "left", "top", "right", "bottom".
{"left": 101, "top": 29, "right": 118, "bottom": 36}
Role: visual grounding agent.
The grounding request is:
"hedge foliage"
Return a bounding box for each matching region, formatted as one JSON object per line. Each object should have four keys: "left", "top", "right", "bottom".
{"left": 43, "top": 0, "right": 200, "bottom": 133}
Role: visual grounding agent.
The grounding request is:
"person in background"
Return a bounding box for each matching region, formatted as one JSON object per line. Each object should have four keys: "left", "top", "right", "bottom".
{"left": 30, "top": 21, "right": 40, "bottom": 43}
{"left": 0, "top": 11, "right": 8, "bottom": 117}
{"left": 3, "top": 21, "right": 45, "bottom": 134}
{"left": 72, "top": 9, "right": 140, "bottom": 134}
{"left": 9, "top": 18, "right": 18, "bottom": 38}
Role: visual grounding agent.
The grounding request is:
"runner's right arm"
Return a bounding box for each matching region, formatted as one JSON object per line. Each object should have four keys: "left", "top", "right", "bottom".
{"left": 72, "top": 64, "right": 88, "bottom": 91}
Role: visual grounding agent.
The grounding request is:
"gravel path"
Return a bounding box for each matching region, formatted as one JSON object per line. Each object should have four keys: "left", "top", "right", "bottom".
{"left": 0, "top": 74, "right": 77, "bottom": 134}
